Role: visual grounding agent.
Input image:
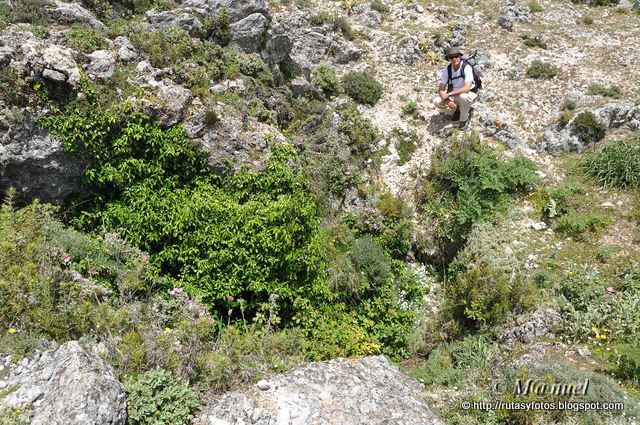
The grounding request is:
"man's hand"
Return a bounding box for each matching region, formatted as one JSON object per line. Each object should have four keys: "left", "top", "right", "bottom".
{"left": 447, "top": 100, "right": 457, "bottom": 110}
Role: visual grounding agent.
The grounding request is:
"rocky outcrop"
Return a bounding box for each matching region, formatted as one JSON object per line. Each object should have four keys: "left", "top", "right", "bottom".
{"left": 87, "top": 50, "right": 116, "bottom": 80}
{"left": 43, "top": 0, "right": 106, "bottom": 29}
{"left": 195, "top": 356, "right": 443, "bottom": 425}
{"left": 0, "top": 341, "right": 127, "bottom": 425}
{"left": 229, "top": 13, "right": 270, "bottom": 53}
{"left": 146, "top": 9, "right": 204, "bottom": 37}
{"left": 500, "top": 308, "right": 563, "bottom": 347}
{"left": 539, "top": 101, "right": 640, "bottom": 154}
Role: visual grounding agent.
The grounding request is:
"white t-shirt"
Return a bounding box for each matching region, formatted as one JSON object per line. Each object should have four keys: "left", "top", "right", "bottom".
{"left": 440, "top": 64, "right": 475, "bottom": 91}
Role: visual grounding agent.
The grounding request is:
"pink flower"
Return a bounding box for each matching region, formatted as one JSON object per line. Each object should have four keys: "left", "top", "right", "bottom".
{"left": 607, "top": 287, "right": 615, "bottom": 293}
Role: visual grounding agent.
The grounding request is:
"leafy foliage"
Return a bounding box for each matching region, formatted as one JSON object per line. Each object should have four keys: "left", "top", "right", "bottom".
{"left": 391, "top": 127, "right": 418, "bottom": 166}
{"left": 583, "top": 138, "right": 640, "bottom": 188}
{"left": 341, "top": 71, "right": 383, "bottom": 105}
{"left": 526, "top": 60, "right": 559, "bottom": 79}
{"left": 311, "top": 64, "right": 341, "bottom": 98}
{"left": 424, "top": 136, "right": 537, "bottom": 246}
{"left": 64, "top": 24, "right": 109, "bottom": 54}
{"left": 587, "top": 83, "right": 622, "bottom": 98}
{"left": 124, "top": 368, "right": 199, "bottom": 425}
{"left": 337, "top": 101, "right": 380, "bottom": 157}
{"left": 571, "top": 111, "right": 607, "bottom": 146}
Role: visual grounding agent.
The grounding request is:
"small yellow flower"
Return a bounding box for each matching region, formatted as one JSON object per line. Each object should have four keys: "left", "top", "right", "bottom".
{"left": 600, "top": 334, "right": 607, "bottom": 340}
{"left": 591, "top": 326, "right": 598, "bottom": 332}
{"left": 8, "top": 328, "right": 16, "bottom": 334}
{"left": 15, "top": 409, "right": 21, "bottom": 414}
{"left": 568, "top": 272, "right": 574, "bottom": 276}
{"left": 602, "top": 328, "right": 609, "bottom": 333}
{"left": 164, "top": 327, "right": 171, "bottom": 333}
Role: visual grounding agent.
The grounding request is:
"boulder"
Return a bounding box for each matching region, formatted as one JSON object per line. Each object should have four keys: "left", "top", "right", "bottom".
{"left": 142, "top": 79, "right": 194, "bottom": 127}
{"left": 0, "top": 109, "right": 86, "bottom": 205}
{"left": 43, "top": 0, "right": 106, "bottom": 30}
{"left": 87, "top": 49, "right": 116, "bottom": 80}
{"left": 398, "top": 36, "right": 421, "bottom": 65}
{"left": 0, "top": 341, "right": 126, "bottom": 424}
{"left": 229, "top": 13, "right": 270, "bottom": 53}
{"left": 500, "top": 308, "right": 562, "bottom": 347}
{"left": 40, "top": 45, "right": 81, "bottom": 86}
{"left": 183, "top": 0, "right": 270, "bottom": 23}
{"left": 145, "top": 9, "right": 204, "bottom": 37}
{"left": 195, "top": 356, "right": 443, "bottom": 425}
{"left": 352, "top": 3, "right": 383, "bottom": 27}
{"left": 114, "top": 36, "right": 138, "bottom": 63}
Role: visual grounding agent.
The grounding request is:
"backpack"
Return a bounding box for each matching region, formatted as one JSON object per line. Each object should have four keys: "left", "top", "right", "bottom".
{"left": 447, "top": 51, "right": 484, "bottom": 93}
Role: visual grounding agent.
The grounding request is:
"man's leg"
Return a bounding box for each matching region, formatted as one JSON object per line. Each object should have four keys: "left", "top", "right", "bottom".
{"left": 450, "top": 92, "right": 478, "bottom": 122}
{"left": 432, "top": 95, "right": 454, "bottom": 115}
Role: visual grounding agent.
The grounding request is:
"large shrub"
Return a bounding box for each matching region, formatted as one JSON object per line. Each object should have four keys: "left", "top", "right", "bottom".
{"left": 311, "top": 64, "right": 341, "bottom": 98}
{"left": 571, "top": 111, "right": 607, "bottom": 146}
{"left": 341, "top": 71, "right": 383, "bottom": 105}
{"left": 526, "top": 60, "right": 559, "bottom": 79}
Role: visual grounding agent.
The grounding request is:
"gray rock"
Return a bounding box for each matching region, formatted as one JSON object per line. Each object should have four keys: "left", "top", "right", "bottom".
{"left": 209, "top": 78, "right": 245, "bottom": 95}
{"left": 256, "top": 380, "right": 271, "bottom": 391}
{"left": 114, "top": 36, "right": 138, "bottom": 63}
{"left": 195, "top": 356, "right": 443, "bottom": 425}
{"left": 352, "top": 4, "right": 383, "bottom": 27}
{"left": 146, "top": 9, "right": 204, "bottom": 37}
{"left": 193, "top": 0, "right": 271, "bottom": 23}
{"left": 290, "top": 75, "right": 316, "bottom": 97}
{"left": 0, "top": 341, "right": 126, "bottom": 425}
{"left": 41, "top": 45, "right": 81, "bottom": 86}
{"left": 42, "top": 68, "right": 67, "bottom": 83}
{"left": 497, "top": 16, "right": 514, "bottom": 31}
{"left": 398, "top": 36, "right": 420, "bottom": 65}
{"left": 263, "top": 24, "right": 293, "bottom": 65}
{"left": 501, "top": 309, "right": 562, "bottom": 347}
{"left": 0, "top": 108, "right": 86, "bottom": 204}
{"left": 470, "top": 48, "right": 492, "bottom": 70}
{"left": 577, "top": 347, "right": 591, "bottom": 357}
{"left": 229, "top": 13, "right": 269, "bottom": 53}
{"left": 0, "top": 46, "right": 15, "bottom": 68}
{"left": 141, "top": 79, "right": 194, "bottom": 127}
{"left": 44, "top": 0, "right": 106, "bottom": 29}
{"left": 88, "top": 50, "right": 116, "bottom": 80}
{"left": 479, "top": 111, "right": 524, "bottom": 149}
{"left": 329, "top": 37, "right": 362, "bottom": 64}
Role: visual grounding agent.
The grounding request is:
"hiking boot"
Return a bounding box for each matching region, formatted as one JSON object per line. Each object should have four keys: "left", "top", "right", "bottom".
{"left": 451, "top": 108, "right": 460, "bottom": 122}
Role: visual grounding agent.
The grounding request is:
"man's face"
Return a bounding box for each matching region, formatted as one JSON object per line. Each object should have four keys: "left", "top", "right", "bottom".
{"left": 447, "top": 54, "right": 462, "bottom": 67}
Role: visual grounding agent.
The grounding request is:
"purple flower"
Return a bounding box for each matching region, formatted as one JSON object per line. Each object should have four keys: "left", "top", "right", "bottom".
{"left": 607, "top": 287, "right": 615, "bottom": 293}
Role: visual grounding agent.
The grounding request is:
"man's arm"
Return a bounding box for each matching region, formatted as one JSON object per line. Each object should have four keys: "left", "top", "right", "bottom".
{"left": 438, "top": 82, "right": 456, "bottom": 110}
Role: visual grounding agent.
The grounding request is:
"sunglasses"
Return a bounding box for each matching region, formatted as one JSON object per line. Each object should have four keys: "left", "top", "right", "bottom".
{"left": 446, "top": 55, "right": 462, "bottom": 60}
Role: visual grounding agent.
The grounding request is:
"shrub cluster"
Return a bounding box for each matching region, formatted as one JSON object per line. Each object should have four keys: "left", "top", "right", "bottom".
{"left": 571, "top": 111, "right": 607, "bottom": 146}
{"left": 526, "top": 60, "right": 559, "bottom": 79}
{"left": 311, "top": 64, "right": 341, "bottom": 98}
{"left": 341, "top": 71, "right": 384, "bottom": 105}
{"left": 587, "top": 83, "right": 622, "bottom": 98}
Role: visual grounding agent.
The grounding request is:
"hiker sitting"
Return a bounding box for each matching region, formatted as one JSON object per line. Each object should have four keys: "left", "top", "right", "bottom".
{"left": 432, "top": 46, "right": 478, "bottom": 129}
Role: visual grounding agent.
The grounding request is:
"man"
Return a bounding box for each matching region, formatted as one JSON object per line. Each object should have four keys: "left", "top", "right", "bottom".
{"left": 432, "top": 46, "right": 477, "bottom": 130}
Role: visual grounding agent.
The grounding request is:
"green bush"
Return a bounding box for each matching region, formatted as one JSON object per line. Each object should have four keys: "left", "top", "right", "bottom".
{"left": 444, "top": 263, "right": 536, "bottom": 331}
{"left": 350, "top": 236, "right": 391, "bottom": 288}
{"left": 0, "top": 0, "right": 47, "bottom": 27}
{"left": 425, "top": 137, "right": 537, "bottom": 246}
{"left": 583, "top": 139, "right": 640, "bottom": 188}
{"left": 337, "top": 101, "right": 380, "bottom": 156}
{"left": 65, "top": 24, "right": 109, "bottom": 53}
{"left": 571, "top": 111, "right": 607, "bottom": 146}
{"left": 309, "top": 11, "right": 330, "bottom": 26}
{"left": 587, "top": 83, "right": 622, "bottom": 98}
{"left": 0, "top": 408, "right": 28, "bottom": 425}
{"left": 124, "top": 368, "right": 199, "bottom": 425}
{"left": 371, "top": 0, "right": 390, "bottom": 13}
{"left": 401, "top": 101, "right": 418, "bottom": 116}
{"left": 521, "top": 34, "right": 548, "bottom": 49}
{"left": 612, "top": 343, "right": 640, "bottom": 385}
{"left": 0, "top": 68, "right": 32, "bottom": 107}
{"left": 341, "top": 71, "right": 384, "bottom": 105}
{"left": 526, "top": 60, "right": 559, "bottom": 79}
{"left": 555, "top": 209, "right": 610, "bottom": 239}
{"left": 528, "top": 0, "right": 543, "bottom": 11}
{"left": 312, "top": 64, "right": 341, "bottom": 97}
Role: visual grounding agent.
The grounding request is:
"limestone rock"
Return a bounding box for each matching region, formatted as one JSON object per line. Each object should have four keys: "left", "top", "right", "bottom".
{"left": 142, "top": 79, "right": 194, "bottom": 127}
{"left": 0, "top": 341, "right": 126, "bottom": 425}
{"left": 195, "top": 356, "right": 443, "bottom": 425}
{"left": 44, "top": 0, "right": 106, "bottom": 29}
{"left": 0, "top": 108, "right": 86, "bottom": 205}
{"left": 146, "top": 9, "right": 204, "bottom": 37}
{"left": 229, "top": 13, "right": 270, "bottom": 53}
{"left": 87, "top": 49, "right": 116, "bottom": 80}
{"left": 352, "top": 4, "right": 383, "bottom": 27}
{"left": 41, "top": 45, "right": 81, "bottom": 86}
{"left": 185, "top": 0, "right": 270, "bottom": 23}
{"left": 398, "top": 36, "right": 420, "bottom": 65}
{"left": 114, "top": 36, "right": 138, "bottom": 63}
{"left": 501, "top": 308, "right": 562, "bottom": 347}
